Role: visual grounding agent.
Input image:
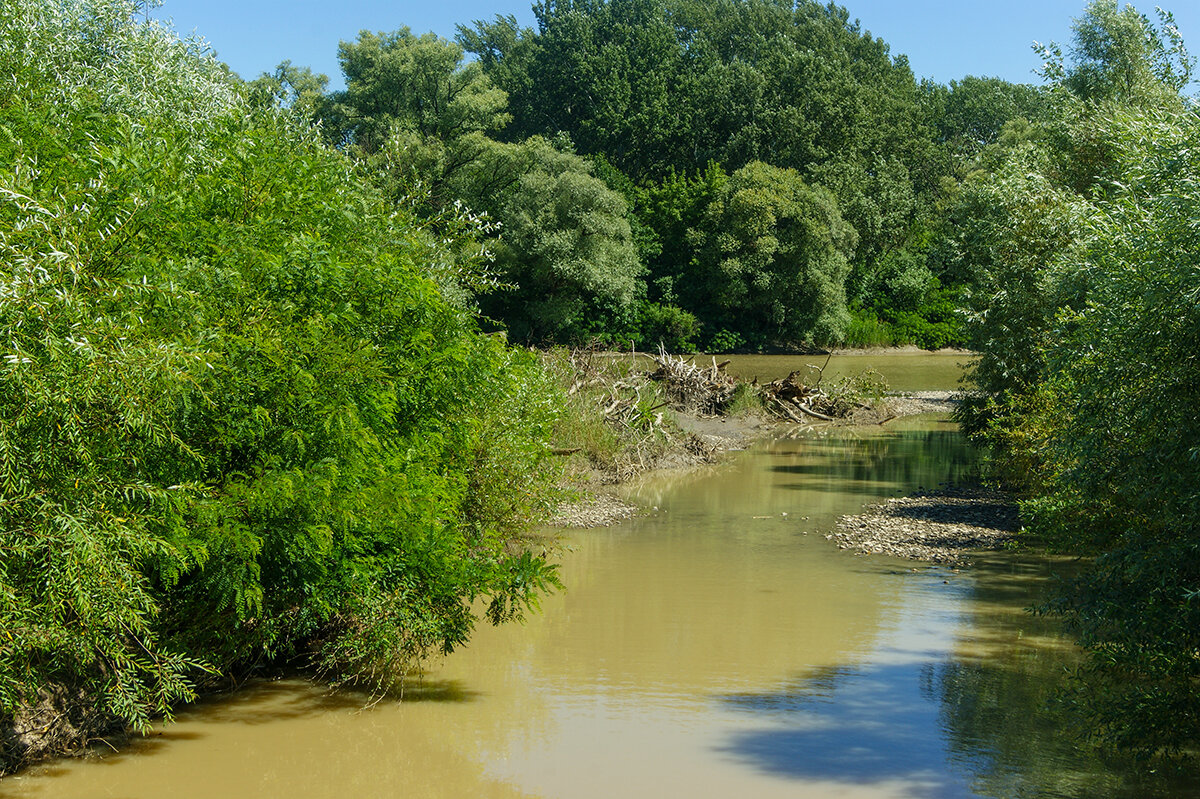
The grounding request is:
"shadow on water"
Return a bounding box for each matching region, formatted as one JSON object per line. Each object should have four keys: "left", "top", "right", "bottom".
{"left": 399, "top": 678, "right": 481, "bottom": 703}
{"left": 63, "top": 676, "right": 482, "bottom": 771}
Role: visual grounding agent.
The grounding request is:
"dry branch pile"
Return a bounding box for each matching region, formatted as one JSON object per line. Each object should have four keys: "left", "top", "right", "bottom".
{"left": 758, "top": 356, "right": 882, "bottom": 422}
{"left": 760, "top": 370, "right": 842, "bottom": 422}
{"left": 646, "top": 347, "right": 738, "bottom": 415}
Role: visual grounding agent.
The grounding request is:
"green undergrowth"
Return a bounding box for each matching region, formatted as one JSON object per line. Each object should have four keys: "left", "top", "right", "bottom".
{"left": 542, "top": 349, "right": 685, "bottom": 481}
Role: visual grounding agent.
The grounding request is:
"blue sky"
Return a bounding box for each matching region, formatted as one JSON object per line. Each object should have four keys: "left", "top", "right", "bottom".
{"left": 152, "top": 0, "right": 1198, "bottom": 91}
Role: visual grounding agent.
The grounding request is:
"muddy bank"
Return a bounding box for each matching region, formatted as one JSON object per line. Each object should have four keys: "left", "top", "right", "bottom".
{"left": 829, "top": 485, "right": 1020, "bottom": 566}
{"left": 548, "top": 410, "right": 770, "bottom": 528}
{"left": 1, "top": 687, "right": 127, "bottom": 777}
{"left": 546, "top": 392, "right": 961, "bottom": 530}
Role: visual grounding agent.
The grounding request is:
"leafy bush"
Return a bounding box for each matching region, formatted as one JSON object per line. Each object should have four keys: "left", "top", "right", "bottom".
{"left": 957, "top": 2, "right": 1200, "bottom": 758}
{"left": 706, "top": 329, "right": 747, "bottom": 354}
{"left": 0, "top": 0, "right": 564, "bottom": 751}
{"left": 634, "top": 302, "right": 699, "bottom": 353}
{"left": 841, "top": 310, "right": 895, "bottom": 349}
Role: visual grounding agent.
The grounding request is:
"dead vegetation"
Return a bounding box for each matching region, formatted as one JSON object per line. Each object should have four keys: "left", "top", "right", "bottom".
{"left": 639, "top": 347, "right": 890, "bottom": 426}
{"left": 549, "top": 347, "right": 898, "bottom": 481}
{"left": 548, "top": 348, "right": 720, "bottom": 484}
{"left": 646, "top": 347, "right": 740, "bottom": 414}
{"left": 758, "top": 353, "right": 891, "bottom": 424}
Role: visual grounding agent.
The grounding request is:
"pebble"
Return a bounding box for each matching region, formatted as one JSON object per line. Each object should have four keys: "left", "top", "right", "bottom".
{"left": 828, "top": 486, "right": 1019, "bottom": 567}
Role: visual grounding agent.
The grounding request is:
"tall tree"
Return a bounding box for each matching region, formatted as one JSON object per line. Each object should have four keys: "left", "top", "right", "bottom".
{"left": 687, "top": 161, "right": 857, "bottom": 348}
{"left": 329, "top": 28, "right": 510, "bottom": 153}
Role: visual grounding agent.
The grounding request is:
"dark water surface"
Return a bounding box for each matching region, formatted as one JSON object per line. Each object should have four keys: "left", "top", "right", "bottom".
{"left": 4, "top": 359, "right": 1196, "bottom": 798}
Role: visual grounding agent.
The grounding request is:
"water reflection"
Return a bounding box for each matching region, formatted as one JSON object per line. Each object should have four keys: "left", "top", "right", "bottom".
{"left": 766, "top": 423, "right": 975, "bottom": 496}
{"left": 9, "top": 414, "right": 1199, "bottom": 799}
{"left": 718, "top": 663, "right": 975, "bottom": 799}
{"left": 714, "top": 559, "right": 1200, "bottom": 799}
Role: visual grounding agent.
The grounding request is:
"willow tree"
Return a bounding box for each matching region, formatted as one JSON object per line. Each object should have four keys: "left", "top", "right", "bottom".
{"left": 686, "top": 161, "right": 857, "bottom": 349}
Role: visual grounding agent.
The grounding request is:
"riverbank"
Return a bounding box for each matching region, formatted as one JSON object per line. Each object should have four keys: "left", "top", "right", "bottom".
{"left": 547, "top": 384, "right": 964, "bottom": 529}
{"left": 545, "top": 349, "right": 1000, "bottom": 564}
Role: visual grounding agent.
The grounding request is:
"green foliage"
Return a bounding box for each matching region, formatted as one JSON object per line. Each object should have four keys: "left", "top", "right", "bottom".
{"left": 939, "top": 143, "right": 1087, "bottom": 436}
{"left": 922, "top": 76, "right": 1054, "bottom": 160}
{"left": 957, "top": 3, "right": 1200, "bottom": 758}
{"left": 634, "top": 162, "right": 728, "bottom": 306}
{"left": 687, "top": 161, "right": 857, "bottom": 349}
{"left": 316, "top": 33, "right": 649, "bottom": 346}
{"left": 479, "top": 137, "right": 645, "bottom": 344}
{"left": 328, "top": 28, "right": 510, "bottom": 153}
{"left": 840, "top": 310, "right": 895, "bottom": 349}
{"left": 462, "top": 0, "right": 930, "bottom": 187}
{"left": 705, "top": 329, "right": 747, "bottom": 354}
{"left": 0, "top": 0, "right": 565, "bottom": 744}
{"left": 1036, "top": 1, "right": 1194, "bottom": 104}
{"left": 247, "top": 60, "right": 330, "bottom": 120}
{"left": 633, "top": 302, "right": 699, "bottom": 352}
{"left": 460, "top": 0, "right": 939, "bottom": 315}
{"left": 0, "top": 0, "right": 244, "bottom": 734}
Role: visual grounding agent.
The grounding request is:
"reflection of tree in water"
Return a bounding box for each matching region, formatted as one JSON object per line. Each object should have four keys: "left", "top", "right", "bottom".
{"left": 772, "top": 426, "right": 977, "bottom": 495}
{"left": 928, "top": 565, "right": 1200, "bottom": 799}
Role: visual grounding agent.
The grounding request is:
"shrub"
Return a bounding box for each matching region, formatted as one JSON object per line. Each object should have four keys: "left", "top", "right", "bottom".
{"left": 0, "top": 0, "right": 564, "bottom": 750}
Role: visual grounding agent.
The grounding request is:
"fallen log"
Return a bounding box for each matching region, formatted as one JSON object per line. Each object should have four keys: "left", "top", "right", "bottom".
{"left": 796, "top": 403, "right": 835, "bottom": 422}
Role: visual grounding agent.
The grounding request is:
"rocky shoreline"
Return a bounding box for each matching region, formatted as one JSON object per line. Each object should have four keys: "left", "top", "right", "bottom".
{"left": 829, "top": 485, "right": 1020, "bottom": 566}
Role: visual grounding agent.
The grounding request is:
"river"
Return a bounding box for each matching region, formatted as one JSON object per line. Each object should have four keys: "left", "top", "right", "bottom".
{"left": 3, "top": 354, "right": 1196, "bottom": 798}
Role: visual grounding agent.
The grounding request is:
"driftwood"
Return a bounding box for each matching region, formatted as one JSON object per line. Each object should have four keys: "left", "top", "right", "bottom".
{"left": 759, "top": 364, "right": 858, "bottom": 422}
{"left": 642, "top": 347, "right": 876, "bottom": 423}
{"left": 646, "top": 345, "right": 739, "bottom": 415}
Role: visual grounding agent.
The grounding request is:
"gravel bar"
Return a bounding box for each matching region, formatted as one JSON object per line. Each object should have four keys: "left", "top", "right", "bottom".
{"left": 829, "top": 485, "right": 1020, "bottom": 566}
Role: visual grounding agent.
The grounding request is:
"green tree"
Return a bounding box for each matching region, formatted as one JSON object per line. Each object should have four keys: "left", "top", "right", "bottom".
{"left": 1015, "top": 104, "right": 1200, "bottom": 756}
{"left": 478, "top": 137, "right": 645, "bottom": 343}
{"left": 950, "top": 1, "right": 1200, "bottom": 758}
{"left": 630, "top": 162, "right": 727, "bottom": 306}
{"left": 687, "top": 161, "right": 857, "bottom": 348}
{"left": 1036, "top": 0, "right": 1194, "bottom": 104}
{"left": 329, "top": 28, "right": 510, "bottom": 154}
{"left": 460, "top": 0, "right": 941, "bottom": 343}
{"left": 922, "top": 76, "right": 1053, "bottom": 162}
{"left": 0, "top": 0, "right": 564, "bottom": 766}
{"left": 247, "top": 60, "right": 330, "bottom": 120}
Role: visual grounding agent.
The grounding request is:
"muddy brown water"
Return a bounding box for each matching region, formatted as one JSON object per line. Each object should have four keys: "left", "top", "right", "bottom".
{"left": 718, "top": 350, "right": 971, "bottom": 391}
{"left": 4, "top": 356, "right": 1197, "bottom": 798}
{"left": 601, "top": 349, "right": 971, "bottom": 392}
